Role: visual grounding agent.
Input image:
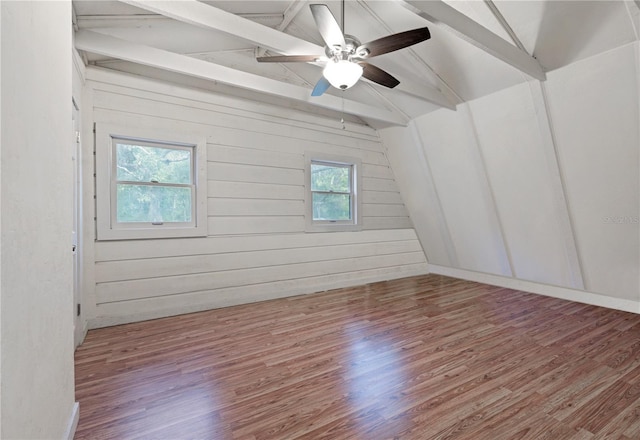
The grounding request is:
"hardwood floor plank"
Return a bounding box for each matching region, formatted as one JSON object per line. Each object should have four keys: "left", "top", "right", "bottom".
{"left": 74, "top": 274, "right": 640, "bottom": 439}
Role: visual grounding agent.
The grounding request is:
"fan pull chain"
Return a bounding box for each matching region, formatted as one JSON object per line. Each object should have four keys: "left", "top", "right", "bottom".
{"left": 341, "top": 93, "right": 346, "bottom": 130}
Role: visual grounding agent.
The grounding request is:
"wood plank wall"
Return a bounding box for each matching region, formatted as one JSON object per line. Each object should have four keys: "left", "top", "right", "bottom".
{"left": 82, "top": 68, "right": 427, "bottom": 329}
{"left": 380, "top": 42, "right": 640, "bottom": 311}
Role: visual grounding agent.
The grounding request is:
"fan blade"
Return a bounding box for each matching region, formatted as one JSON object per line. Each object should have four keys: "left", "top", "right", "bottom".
{"left": 257, "top": 55, "right": 320, "bottom": 63}
{"left": 360, "top": 63, "right": 400, "bottom": 88}
{"left": 356, "top": 27, "right": 430, "bottom": 59}
{"left": 310, "top": 4, "right": 346, "bottom": 50}
{"left": 311, "top": 76, "right": 331, "bottom": 96}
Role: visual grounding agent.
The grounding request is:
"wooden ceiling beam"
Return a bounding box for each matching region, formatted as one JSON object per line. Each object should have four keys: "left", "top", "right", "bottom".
{"left": 399, "top": 0, "right": 546, "bottom": 80}
{"left": 483, "top": 0, "right": 528, "bottom": 53}
{"left": 75, "top": 30, "right": 408, "bottom": 126}
{"left": 119, "top": 0, "right": 455, "bottom": 109}
{"left": 120, "top": 0, "right": 324, "bottom": 56}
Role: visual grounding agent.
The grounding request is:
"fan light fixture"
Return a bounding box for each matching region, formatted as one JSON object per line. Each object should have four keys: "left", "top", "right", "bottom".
{"left": 256, "top": 4, "right": 431, "bottom": 96}
{"left": 323, "top": 59, "right": 363, "bottom": 90}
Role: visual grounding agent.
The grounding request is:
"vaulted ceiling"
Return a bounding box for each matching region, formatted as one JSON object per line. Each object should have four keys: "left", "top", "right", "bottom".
{"left": 73, "top": 0, "right": 640, "bottom": 127}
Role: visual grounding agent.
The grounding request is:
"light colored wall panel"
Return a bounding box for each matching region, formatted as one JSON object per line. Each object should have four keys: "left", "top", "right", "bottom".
{"left": 94, "top": 106, "right": 389, "bottom": 166}
{"left": 381, "top": 41, "right": 638, "bottom": 309}
{"left": 96, "top": 252, "right": 427, "bottom": 304}
{"left": 208, "top": 216, "right": 304, "bottom": 235}
{"left": 210, "top": 144, "right": 302, "bottom": 169}
{"left": 363, "top": 217, "right": 413, "bottom": 230}
{"left": 208, "top": 181, "right": 303, "bottom": 200}
{"left": 90, "top": 84, "right": 383, "bottom": 151}
{"left": 1, "top": 2, "right": 77, "bottom": 438}
{"left": 544, "top": 42, "right": 640, "bottom": 301}
{"left": 95, "top": 228, "right": 420, "bottom": 261}
{"left": 95, "top": 240, "right": 423, "bottom": 283}
{"left": 92, "top": 263, "right": 429, "bottom": 327}
{"left": 361, "top": 190, "right": 404, "bottom": 205}
{"left": 362, "top": 163, "right": 394, "bottom": 179}
{"left": 83, "top": 69, "right": 426, "bottom": 327}
{"left": 362, "top": 204, "right": 409, "bottom": 217}
{"left": 412, "top": 108, "right": 512, "bottom": 276}
{"left": 378, "top": 125, "right": 454, "bottom": 266}
{"left": 363, "top": 177, "right": 400, "bottom": 192}
{"left": 208, "top": 198, "right": 304, "bottom": 217}
{"left": 467, "top": 82, "right": 577, "bottom": 287}
{"left": 206, "top": 128, "right": 388, "bottom": 164}
{"left": 88, "top": 68, "right": 381, "bottom": 139}
{"left": 208, "top": 162, "right": 303, "bottom": 186}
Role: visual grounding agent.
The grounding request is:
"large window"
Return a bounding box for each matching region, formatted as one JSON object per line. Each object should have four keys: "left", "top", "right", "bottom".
{"left": 96, "top": 124, "right": 207, "bottom": 240}
{"left": 305, "top": 153, "right": 361, "bottom": 232}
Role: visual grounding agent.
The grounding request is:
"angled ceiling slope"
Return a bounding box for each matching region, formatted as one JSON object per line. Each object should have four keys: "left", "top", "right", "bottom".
{"left": 74, "top": 0, "right": 637, "bottom": 127}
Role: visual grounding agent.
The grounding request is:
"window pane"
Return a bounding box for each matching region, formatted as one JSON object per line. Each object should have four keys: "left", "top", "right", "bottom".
{"left": 116, "top": 143, "right": 191, "bottom": 184}
{"left": 312, "top": 193, "right": 351, "bottom": 221}
{"left": 311, "top": 163, "right": 350, "bottom": 192}
{"left": 116, "top": 184, "right": 192, "bottom": 223}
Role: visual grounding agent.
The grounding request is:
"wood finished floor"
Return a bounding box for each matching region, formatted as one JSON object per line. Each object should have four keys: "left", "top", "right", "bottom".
{"left": 75, "top": 274, "right": 640, "bottom": 440}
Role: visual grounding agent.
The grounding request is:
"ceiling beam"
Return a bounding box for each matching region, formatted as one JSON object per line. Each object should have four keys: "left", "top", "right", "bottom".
{"left": 120, "top": 0, "right": 454, "bottom": 109}
{"left": 119, "top": 0, "right": 323, "bottom": 56}
{"left": 257, "top": 0, "right": 307, "bottom": 57}
{"left": 483, "top": 0, "right": 528, "bottom": 53}
{"left": 355, "top": 0, "right": 461, "bottom": 107}
{"left": 75, "top": 30, "right": 408, "bottom": 126}
{"left": 278, "top": 0, "right": 307, "bottom": 32}
{"left": 398, "top": 0, "right": 546, "bottom": 80}
{"left": 627, "top": 1, "right": 640, "bottom": 40}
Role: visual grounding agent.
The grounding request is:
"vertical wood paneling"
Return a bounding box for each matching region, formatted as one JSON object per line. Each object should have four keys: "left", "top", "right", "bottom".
{"left": 84, "top": 69, "right": 424, "bottom": 327}
{"left": 411, "top": 107, "right": 512, "bottom": 276}
{"left": 379, "top": 42, "right": 639, "bottom": 308}
{"left": 468, "top": 82, "right": 579, "bottom": 288}
{"left": 544, "top": 43, "right": 639, "bottom": 301}
{"left": 380, "top": 124, "right": 457, "bottom": 267}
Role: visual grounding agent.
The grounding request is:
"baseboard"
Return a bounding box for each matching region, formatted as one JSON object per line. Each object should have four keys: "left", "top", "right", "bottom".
{"left": 64, "top": 402, "right": 80, "bottom": 440}
{"left": 429, "top": 264, "right": 640, "bottom": 314}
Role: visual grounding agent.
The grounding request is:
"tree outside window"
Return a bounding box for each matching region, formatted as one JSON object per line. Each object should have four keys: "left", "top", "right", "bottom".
{"left": 305, "top": 153, "right": 361, "bottom": 232}
{"left": 114, "top": 141, "right": 194, "bottom": 224}
{"left": 310, "top": 161, "right": 353, "bottom": 221}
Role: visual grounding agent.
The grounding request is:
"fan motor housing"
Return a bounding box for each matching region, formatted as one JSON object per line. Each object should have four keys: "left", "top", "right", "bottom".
{"left": 325, "top": 35, "right": 362, "bottom": 60}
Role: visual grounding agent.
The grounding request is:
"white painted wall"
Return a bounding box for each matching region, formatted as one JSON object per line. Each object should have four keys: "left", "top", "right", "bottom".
{"left": 72, "top": 47, "right": 86, "bottom": 348}
{"left": 81, "top": 68, "right": 427, "bottom": 328}
{"left": 381, "top": 41, "right": 640, "bottom": 311}
{"left": 544, "top": 42, "right": 639, "bottom": 301}
{"left": 1, "top": 1, "right": 78, "bottom": 438}
{"left": 0, "top": 2, "right": 3, "bottom": 434}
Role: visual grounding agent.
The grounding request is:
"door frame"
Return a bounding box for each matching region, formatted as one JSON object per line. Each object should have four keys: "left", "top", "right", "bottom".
{"left": 72, "top": 98, "right": 84, "bottom": 347}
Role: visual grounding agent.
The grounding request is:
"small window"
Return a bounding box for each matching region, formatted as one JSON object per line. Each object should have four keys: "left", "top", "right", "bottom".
{"left": 305, "top": 153, "right": 361, "bottom": 232}
{"left": 113, "top": 139, "right": 194, "bottom": 225}
{"left": 96, "top": 124, "right": 207, "bottom": 240}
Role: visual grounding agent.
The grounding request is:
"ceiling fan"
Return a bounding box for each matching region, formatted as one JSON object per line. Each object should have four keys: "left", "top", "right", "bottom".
{"left": 256, "top": 3, "right": 431, "bottom": 96}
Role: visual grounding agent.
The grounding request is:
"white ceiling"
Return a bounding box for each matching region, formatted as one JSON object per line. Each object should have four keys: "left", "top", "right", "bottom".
{"left": 73, "top": 0, "right": 640, "bottom": 127}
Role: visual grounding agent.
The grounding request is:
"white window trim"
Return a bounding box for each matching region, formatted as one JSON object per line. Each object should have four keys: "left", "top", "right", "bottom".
{"left": 95, "top": 123, "right": 207, "bottom": 240}
{"left": 305, "top": 152, "right": 362, "bottom": 232}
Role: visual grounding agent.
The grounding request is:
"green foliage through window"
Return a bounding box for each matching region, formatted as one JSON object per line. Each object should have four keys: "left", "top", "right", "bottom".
{"left": 311, "top": 162, "right": 353, "bottom": 221}
{"left": 113, "top": 139, "right": 194, "bottom": 224}
{"left": 116, "top": 143, "right": 191, "bottom": 184}
{"left": 116, "top": 185, "right": 192, "bottom": 223}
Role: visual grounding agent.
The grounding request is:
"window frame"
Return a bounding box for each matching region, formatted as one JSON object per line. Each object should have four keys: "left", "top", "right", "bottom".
{"left": 96, "top": 124, "right": 207, "bottom": 240}
{"left": 305, "top": 152, "right": 362, "bottom": 232}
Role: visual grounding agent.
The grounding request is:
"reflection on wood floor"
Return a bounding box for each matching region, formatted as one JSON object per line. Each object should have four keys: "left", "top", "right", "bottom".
{"left": 74, "top": 274, "right": 640, "bottom": 439}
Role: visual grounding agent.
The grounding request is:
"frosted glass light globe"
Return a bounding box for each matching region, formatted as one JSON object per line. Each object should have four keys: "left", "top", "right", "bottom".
{"left": 323, "top": 60, "right": 363, "bottom": 90}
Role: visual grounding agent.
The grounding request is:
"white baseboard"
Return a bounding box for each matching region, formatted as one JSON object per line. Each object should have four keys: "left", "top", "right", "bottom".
{"left": 429, "top": 264, "right": 640, "bottom": 314}
{"left": 64, "top": 402, "right": 80, "bottom": 440}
